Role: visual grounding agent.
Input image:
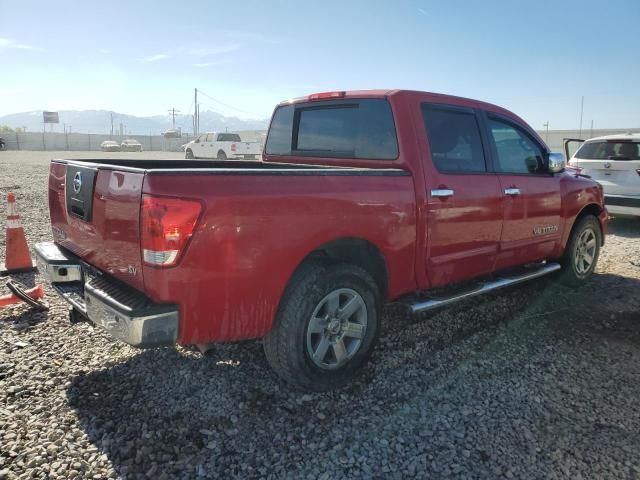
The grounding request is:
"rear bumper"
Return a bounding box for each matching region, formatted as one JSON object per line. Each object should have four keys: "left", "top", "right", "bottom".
{"left": 605, "top": 195, "right": 640, "bottom": 217}
{"left": 35, "top": 241, "right": 178, "bottom": 347}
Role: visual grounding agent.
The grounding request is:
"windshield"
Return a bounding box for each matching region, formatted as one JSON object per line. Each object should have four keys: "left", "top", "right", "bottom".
{"left": 575, "top": 141, "right": 640, "bottom": 160}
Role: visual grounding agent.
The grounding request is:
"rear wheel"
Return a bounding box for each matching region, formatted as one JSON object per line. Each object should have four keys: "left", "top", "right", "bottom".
{"left": 185, "top": 149, "right": 194, "bottom": 159}
{"left": 217, "top": 150, "right": 227, "bottom": 160}
{"left": 557, "top": 215, "right": 601, "bottom": 286}
{"left": 263, "top": 262, "right": 380, "bottom": 391}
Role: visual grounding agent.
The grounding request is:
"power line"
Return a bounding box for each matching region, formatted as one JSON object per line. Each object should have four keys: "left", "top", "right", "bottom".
{"left": 197, "top": 89, "right": 264, "bottom": 117}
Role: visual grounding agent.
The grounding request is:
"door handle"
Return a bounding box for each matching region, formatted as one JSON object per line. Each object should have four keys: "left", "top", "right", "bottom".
{"left": 431, "top": 189, "right": 454, "bottom": 198}
{"left": 504, "top": 188, "right": 521, "bottom": 196}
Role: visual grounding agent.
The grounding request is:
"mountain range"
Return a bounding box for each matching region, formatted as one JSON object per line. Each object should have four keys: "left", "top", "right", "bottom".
{"left": 0, "top": 110, "right": 269, "bottom": 135}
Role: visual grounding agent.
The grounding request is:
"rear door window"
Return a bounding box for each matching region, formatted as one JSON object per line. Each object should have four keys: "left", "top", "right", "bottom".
{"left": 265, "top": 99, "right": 398, "bottom": 160}
{"left": 576, "top": 141, "right": 640, "bottom": 160}
{"left": 421, "top": 104, "right": 486, "bottom": 173}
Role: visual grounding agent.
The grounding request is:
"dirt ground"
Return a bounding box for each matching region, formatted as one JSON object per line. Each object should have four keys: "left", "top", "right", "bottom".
{"left": 1, "top": 151, "right": 639, "bottom": 479}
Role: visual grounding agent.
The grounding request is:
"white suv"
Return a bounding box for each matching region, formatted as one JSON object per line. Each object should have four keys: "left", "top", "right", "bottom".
{"left": 565, "top": 134, "right": 640, "bottom": 217}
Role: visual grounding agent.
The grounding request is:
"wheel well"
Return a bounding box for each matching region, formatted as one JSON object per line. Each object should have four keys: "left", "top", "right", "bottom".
{"left": 303, "top": 238, "right": 389, "bottom": 300}
{"left": 217, "top": 149, "right": 226, "bottom": 156}
{"left": 572, "top": 203, "right": 605, "bottom": 244}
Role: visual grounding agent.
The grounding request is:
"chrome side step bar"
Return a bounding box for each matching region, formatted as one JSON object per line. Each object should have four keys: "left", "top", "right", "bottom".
{"left": 406, "top": 262, "right": 561, "bottom": 314}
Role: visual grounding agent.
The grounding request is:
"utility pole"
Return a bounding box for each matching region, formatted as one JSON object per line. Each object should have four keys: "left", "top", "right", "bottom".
{"left": 578, "top": 96, "right": 584, "bottom": 139}
{"left": 168, "top": 108, "right": 181, "bottom": 129}
{"left": 194, "top": 88, "right": 199, "bottom": 136}
{"left": 590, "top": 119, "right": 594, "bottom": 139}
{"left": 110, "top": 112, "right": 115, "bottom": 138}
{"left": 543, "top": 121, "right": 549, "bottom": 143}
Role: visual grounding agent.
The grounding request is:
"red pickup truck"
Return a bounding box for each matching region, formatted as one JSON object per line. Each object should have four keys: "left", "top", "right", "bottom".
{"left": 36, "top": 90, "right": 607, "bottom": 391}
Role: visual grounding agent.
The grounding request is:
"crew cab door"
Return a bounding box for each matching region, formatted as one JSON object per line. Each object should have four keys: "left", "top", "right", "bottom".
{"left": 484, "top": 114, "right": 562, "bottom": 268}
{"left": 193, "top": 134, "right": 208, "bottom": 158}
{"left": 419, "top": 103, "right": 503, "bottom": 287}
{"left": 202, "top": 133, "right": 216, "bottom": 158}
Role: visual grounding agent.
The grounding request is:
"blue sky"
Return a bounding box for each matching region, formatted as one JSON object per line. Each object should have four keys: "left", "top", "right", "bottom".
{"left": 1, "top": 0, "right": 639, "bottom": 129}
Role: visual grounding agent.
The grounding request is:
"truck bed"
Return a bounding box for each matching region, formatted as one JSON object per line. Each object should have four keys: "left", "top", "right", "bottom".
{"left": 53, "top": 158, "right": 408, "bottom": 176}
{"left": 47, "top": 157, "right": 416, "bottom": 344}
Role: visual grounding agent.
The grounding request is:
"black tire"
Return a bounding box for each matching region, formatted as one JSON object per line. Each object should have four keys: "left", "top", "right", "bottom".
{"left": 263, "top": 261, "right": 380, "bottom": 391}
{"left": 217, "top": 150, "right": 227, "bottom": 160}
{"left": 185, "top": 149, "right": 195, "bottom": 159}
{"left": 557, "top": 215, "right": 602, "bottom": 286}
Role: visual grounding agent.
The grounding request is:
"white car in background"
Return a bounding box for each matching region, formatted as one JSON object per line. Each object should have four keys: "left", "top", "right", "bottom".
{"left": 184, "top": 132, "right": 263, "bottom": 160}
{"left": 100, "top": 140, "right": 121, "bottom": 152}
{"left": 120, "top": 138, "right": 143, "bottom": 152}
{"left": 565, "top": 134, "right": 640, "bottom": 217}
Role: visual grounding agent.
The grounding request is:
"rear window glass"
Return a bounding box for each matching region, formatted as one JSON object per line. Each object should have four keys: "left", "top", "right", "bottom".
{"left": 265, "top": 99, "right": 398, "bottom": 160}
{"left": 218, "top": 133, "right": 241, "bottom": 142}
{"left": 265, "top": 105, "right": 294, "bottom": 155}
{"left": 575, "top": 141, "right": 640, "bottom": 160}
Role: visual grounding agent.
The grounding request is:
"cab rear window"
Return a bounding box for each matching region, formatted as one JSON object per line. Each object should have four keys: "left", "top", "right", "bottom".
{"left": 576, "top": 141, "right": 640, "bottom": 160}
{"left": 218, "top": 133, "right": 241, "bottom": 142}
{"left": 265, "top": 99, "right": 398, "bottom": 160}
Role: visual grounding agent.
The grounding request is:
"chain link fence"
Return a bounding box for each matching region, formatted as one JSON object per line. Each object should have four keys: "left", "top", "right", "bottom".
{"left": 0, "top": 132, "right": 191, "bottom": 152}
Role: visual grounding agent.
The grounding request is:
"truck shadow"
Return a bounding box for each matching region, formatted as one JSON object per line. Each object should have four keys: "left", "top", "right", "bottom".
{"left": 66, "top": 271, "right": 640, "bottom": 478}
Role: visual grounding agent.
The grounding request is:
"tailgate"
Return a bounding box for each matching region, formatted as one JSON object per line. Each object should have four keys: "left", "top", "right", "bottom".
{"left": 571, "top": 139, "right": 640, "bottom": 196}
{"left": 48, "top": 161, "right": 145, "bottom": 291}
{"left": 579, "top": 159, "right": 640, "bottom": 196}
{"left": 233, "top": 142, "right": 262, "bottom": 155}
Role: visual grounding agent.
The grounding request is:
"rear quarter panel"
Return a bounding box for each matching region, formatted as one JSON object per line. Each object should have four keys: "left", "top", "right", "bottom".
{"left": 142, "top": 172, "right": 417, "bottom": 344}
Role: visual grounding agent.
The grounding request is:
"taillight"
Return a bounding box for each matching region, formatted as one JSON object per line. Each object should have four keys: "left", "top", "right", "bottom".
{"left": 141, "top": 195, "right": 202, "bottom": 267}
{"left": 231, "top": 143, "right": 236, "bottom": 152}
{"left": 308, "top": 91, "right": 346, "bottom": 101}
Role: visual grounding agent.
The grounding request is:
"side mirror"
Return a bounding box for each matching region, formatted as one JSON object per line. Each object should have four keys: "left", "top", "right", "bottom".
{"left": 547, "top": 152, "right": 565, "bottom": 173}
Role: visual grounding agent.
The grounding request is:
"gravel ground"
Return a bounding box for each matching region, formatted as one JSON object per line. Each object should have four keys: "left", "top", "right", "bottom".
{"left": 1, "top": 151, "right": 640, "bottom": 480}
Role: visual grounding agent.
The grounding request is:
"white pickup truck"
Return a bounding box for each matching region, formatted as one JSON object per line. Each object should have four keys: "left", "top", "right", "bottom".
{"left": 184, "top": 132, "right": 263, "bottom": 160}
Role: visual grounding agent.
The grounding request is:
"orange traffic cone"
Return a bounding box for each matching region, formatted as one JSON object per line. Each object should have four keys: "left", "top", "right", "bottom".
{"left": 0, "top": 283, "right": 44, "bottom": 308}
{"left": 1, "top": 192, "right": 37, "bottom": 275}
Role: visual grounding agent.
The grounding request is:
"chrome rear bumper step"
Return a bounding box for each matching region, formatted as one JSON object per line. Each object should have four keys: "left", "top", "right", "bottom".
{"left": 404, "top": 262, "right": 561, "bottom": 314}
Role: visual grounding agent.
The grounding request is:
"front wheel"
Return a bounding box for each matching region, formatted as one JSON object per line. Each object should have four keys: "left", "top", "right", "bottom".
{"left": 263, "top": 262, "right": 380, "bottom": 391}
{"left": 185, "top": 149, "right": 194, "bottom": 159}
{"left": 557, "top": 215, "right": 602, "bottom": 286}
